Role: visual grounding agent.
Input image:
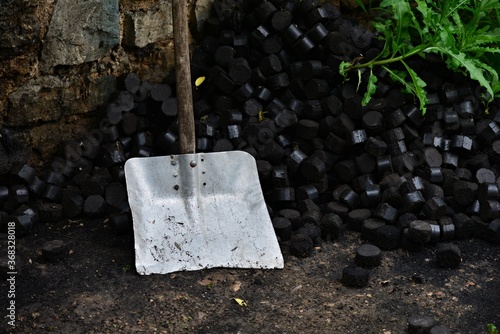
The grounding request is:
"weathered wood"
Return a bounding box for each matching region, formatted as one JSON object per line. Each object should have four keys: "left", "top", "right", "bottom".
{"left": 173, "top": 0, "right": 195, "bottom": 154}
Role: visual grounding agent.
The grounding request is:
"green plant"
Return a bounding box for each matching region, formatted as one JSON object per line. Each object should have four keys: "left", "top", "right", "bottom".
{"left": 121, "top": 264, "right": 132, "bottom": 272}
{"left": 340, "top": 0, "right": 500, "bottom": 114}
{"left": 354, "top": 0, "right": 373, "bottom": 14}
{"left": 488, "top": 323, "right": 499, "bottom": 334}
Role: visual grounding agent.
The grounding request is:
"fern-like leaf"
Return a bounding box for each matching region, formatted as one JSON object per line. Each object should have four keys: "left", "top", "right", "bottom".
{"left": 384, "top": 65, "right": 428, "bottom": 114}
{"left": 361, "top": 67, "right": 378, "bottom": 106}
{"left": 427, "top": 46, "right": 496, "bottom": 102}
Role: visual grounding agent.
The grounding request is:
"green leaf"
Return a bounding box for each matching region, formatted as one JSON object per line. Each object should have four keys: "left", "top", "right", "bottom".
{"left": 341, "top": 0, "right": 500, "bottom": 115}
{"left": 387, "top": 69, "right": 408, "bottom": 87}
{"left": 466, "top": 29, "right": 500, "bottom": 46}
{"left": 381, "top": 0, "right": 415, "bottom": 54}
{"left": 384, "top": 65, "right": 428, "bottom": 114}
{"left": 478, "top": 0, "right": 500, "bottom": 12}
{"left": 493, "top": 80, "right": 500, "bottom": 96}
{"left": 339, "top": 61, "right": 352, "bottom": 80}
{"left": 443, "top": 0, "right": 468, "bottom": 19}
{"left": 425, "top": 46, "right": 496, "bottom": 102}
{"left": 473, "top": 61, "right": 499, "bottom": 87}
{"left": 401, "top": 60, "right": 429, "bottom": 115}
{"left": 414, "top": 0, "right": 437, "bottom": 35}
{"left": 438, "top": 27, "right": 456, "bottom": 51}
{"left": 354, "top": 0, "right": 369, "bottom": 14}
{"left": 362, "top": 67, "right": 378, "bottom": 106}
{"left": 379, "top": 0, "right": 404, "bottom": 7}
{"left": 385, "top": 67, "right": 411, "bottom": 91}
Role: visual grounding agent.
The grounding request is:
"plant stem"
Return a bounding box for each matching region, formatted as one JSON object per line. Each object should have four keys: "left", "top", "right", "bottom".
{"left": 348, "top": 44, "right": 430, "bottom": 71}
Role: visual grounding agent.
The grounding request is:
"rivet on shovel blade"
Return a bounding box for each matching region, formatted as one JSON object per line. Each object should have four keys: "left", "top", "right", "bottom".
{"left": 190, "top": 160, "right": 197, "bottom": 167}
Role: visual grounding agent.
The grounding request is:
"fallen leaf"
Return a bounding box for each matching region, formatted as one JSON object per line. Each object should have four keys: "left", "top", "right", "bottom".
{"left": 195, "top": 76, "right": 206, "bottom": 87}
{"left": 231, "top": 281, "right": 242, "bottom": 292}
{"left": 198, "top": 272, "right": 236, "bottom": 286}
{"left": 435, "top": 291, "right": 445, "bottom": 299}
{"left": 197, "top": 278, "right": 212, "bottom": 286}
{"left": 233, "top": 298, "right": 247, "bottom": 307}
{"left": 197, "top": 312, "right": 207, "bottom": 321}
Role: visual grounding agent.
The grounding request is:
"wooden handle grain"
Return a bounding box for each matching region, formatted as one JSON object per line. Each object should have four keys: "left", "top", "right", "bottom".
{"left": 172, "top": 0, "right": 195, "bottom": 154}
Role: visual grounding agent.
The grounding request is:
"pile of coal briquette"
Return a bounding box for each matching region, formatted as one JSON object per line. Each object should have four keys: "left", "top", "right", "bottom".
{"left": 1, "top": 0, "right": 500, "bottom": 259}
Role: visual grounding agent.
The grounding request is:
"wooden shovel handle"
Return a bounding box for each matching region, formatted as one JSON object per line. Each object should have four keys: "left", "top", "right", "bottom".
{"left": 172, "top": 0, "right": 195, "bottom": 154}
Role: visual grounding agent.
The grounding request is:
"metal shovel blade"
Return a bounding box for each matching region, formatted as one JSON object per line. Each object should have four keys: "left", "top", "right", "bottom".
{"left": 125, "top": 151, "right": 284, "bottom": 275}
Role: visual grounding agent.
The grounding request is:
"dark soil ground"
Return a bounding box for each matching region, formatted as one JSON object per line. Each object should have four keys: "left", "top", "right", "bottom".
{"left": 2, "top": 217, "right": 499, "bottom": 334}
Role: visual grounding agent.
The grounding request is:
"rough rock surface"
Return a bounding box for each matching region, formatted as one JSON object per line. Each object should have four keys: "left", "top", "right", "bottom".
{"left": 6, "top": 75, "right": 116, "bottom": 125}
{"left": 41, "top": 0, "right": 120, "bottom": 70}
{"left": 0, "top": 0, "right": 215, "bottom": 166}
{"left": 123, "top": 2, "right": 173, "bottom": 48}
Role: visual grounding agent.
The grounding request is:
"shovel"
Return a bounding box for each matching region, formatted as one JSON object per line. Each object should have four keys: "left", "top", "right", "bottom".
{"left": 124, "top": 0, "right": 284, "bottom": 275}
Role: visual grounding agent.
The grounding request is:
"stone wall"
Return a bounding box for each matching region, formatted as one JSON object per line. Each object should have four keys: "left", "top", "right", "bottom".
{"left": 0, "top": 0, "right": 214, "bottom": 170}
{"left": 0, "top": 0, "right": 353, "bottom": 171}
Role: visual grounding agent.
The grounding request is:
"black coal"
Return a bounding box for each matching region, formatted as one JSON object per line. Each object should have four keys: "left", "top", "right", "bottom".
{"left": 1, "top": 0, "right": 500, "bottom": 260}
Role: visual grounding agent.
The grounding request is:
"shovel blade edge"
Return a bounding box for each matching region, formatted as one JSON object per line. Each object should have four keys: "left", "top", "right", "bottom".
{"left": 125, "top": 151, "right": 284, "bottom": 275}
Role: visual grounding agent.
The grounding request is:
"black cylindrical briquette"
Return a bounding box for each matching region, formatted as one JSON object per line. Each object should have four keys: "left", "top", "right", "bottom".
{"left": 361, "top": 218, "right": 385, "bottom": 241}
{"left": 109, "top": 213, "right": 132, "bottom": 235}
{"left": 355, "top": 244, "right": 382, "bottom": 268}
{"left": 38, "top": 203, "right": 63, "bottom": 224}
{"left": 42, "top": 240, "right": 69, "bottom": 263}
{"left": 83, "top": 195, "right": 108, "bottom": 217}
{"left": 289, "top": 233, "right": 314, "bottom": 258}
{"left": 373, "top": 202, "right": 398, "bottom": 224}
{"left": 28, "top": 176, "right": 46, "bottom": 196}
{"left": 61, "top": 186, "right": 83, "bottom": 218}
{"left": 42, "top": 184, "right": 62, "bottom": 203}
{"left": 365, "top": 137, "right": 387, "bottom": 157}
{"left": 272, "top": 217, "right": 292, "bottom": 241}
{"left": 436, "top": 243, "right": 461, "bottom": 268}
{"left": 320, "top": 213, "right": 344, "bottom": 241}
{"left": 295, "top": 184, "right": 319, "bottom": 200}
{"left": 375, "top": 225, "right": 401, "bottom": 250}
{"left": 10, "top": 185, "right": 29, "bottom": 206}
{"left": 408, "top": 220, "right": 432, "bottom": 243}
{"left": 407, "top": 315, "right": 436, "bottom": 334}
{"left": 341, "top": 264, "right": 370, "bottom": 288}
{"left": 345, "top": 208, "right": 370, "bottom": 232}
{"left": 422, "top": 197, "right": 448, "bottom": 220}
{"left": 340, "top": 188, "right": 360, "bottom": 210}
